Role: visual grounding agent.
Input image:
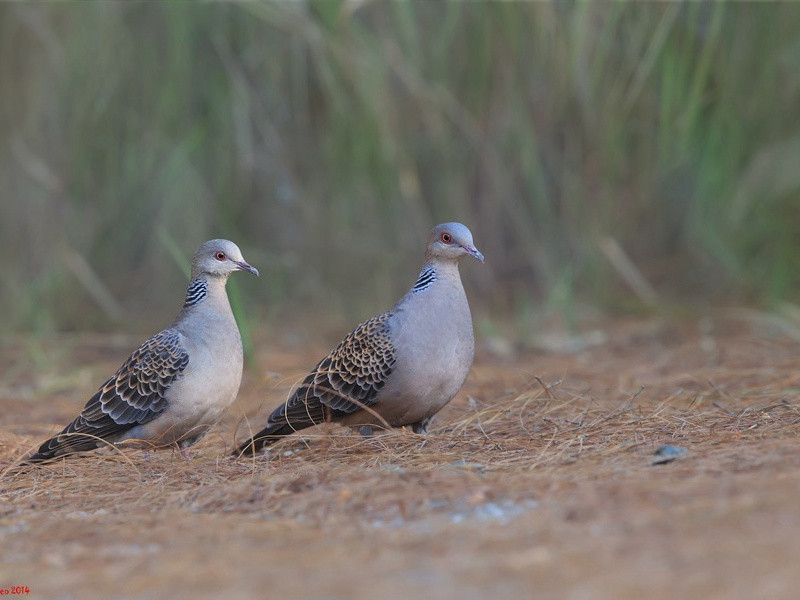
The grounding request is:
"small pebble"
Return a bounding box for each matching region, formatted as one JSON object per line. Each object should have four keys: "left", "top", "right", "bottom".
{"left": 651, "top": 445, "right": 688, "bottom": 465}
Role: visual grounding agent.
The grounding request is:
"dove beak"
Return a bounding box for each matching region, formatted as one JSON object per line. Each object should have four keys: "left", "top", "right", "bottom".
{"left": 462, "top": 245, "right": 485, "bottom": 263}
{"left": 235, "top": 261, "right": 260, "bottom": 276}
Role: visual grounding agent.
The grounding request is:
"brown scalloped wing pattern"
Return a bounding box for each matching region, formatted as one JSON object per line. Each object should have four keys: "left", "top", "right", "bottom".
{"left": 273, "top": 312, "right": 396, "bottom": 425}
{"left": 31, "top": 329, "right": 189, "bottom": 458}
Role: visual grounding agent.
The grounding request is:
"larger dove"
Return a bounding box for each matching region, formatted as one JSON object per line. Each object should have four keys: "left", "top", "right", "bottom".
{"left": 236, "top": 222, "right": 482, "bottom": 456}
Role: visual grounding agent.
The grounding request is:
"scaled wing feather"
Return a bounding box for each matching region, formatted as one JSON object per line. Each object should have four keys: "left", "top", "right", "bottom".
{"left": 30, "top": 329, "right": 189, "bottom": 459}
{"left": 272, "top": 312, "right": 396, "bottom": 425}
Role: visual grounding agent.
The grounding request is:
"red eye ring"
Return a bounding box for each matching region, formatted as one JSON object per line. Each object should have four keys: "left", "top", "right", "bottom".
{"left": 441, "top": 233, "right": 452, "bottom": 243}
{"left": 215, "top": 251, "right": 226, "bottom": 261}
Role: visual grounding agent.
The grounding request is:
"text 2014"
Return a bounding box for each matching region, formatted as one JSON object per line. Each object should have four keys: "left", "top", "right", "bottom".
{"left": 0, "top": 587, "right": 30, "bottom": 595}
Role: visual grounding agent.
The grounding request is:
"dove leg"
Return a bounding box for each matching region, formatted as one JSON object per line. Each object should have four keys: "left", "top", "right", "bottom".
{"left": 176, "top": 441, "right": 192, "bottom": 460}
{"left": 410, "top": 417, "right": 434, "bottom": 434}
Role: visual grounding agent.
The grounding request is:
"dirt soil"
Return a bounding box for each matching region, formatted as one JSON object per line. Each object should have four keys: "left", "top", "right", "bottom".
{"left": 2, "top": 313, "right": 800, "bottom": 600}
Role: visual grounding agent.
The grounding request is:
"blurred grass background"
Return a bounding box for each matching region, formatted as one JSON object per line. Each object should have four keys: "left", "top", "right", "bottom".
{"left": 2, "top": 1, "right": 800, "bottom": 339}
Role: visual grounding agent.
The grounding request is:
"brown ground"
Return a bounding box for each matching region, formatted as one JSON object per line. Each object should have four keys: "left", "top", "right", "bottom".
{"left": 2, "top": 313, "right": 800, "bottom": 599}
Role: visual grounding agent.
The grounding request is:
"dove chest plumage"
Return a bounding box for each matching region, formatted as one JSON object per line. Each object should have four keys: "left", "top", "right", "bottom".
{"left": 119, "top": 296, "right": 244, "bottom": 446}
{"left": 175, "top": 310, "right": 243, "bottom": 424}
{"left": 357, "top": 265, "right": 475, "bottom": 426}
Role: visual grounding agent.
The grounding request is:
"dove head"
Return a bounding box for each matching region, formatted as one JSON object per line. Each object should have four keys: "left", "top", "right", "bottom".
{"left": 191, "top": 239, "right": 259, "bottom": 280}
{"left": 425, "top": 223, "right": 484, "bottom": 264}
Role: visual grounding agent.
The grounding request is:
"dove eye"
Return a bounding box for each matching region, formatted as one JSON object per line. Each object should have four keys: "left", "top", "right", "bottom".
{"left": 215, "top": 251, "right": 226, "bottom": 261}
{"left": 441, "top": 233, "right": 452, "bottom": 243}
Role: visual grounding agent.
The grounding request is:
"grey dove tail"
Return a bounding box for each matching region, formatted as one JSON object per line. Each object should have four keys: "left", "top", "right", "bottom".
{"left": 26, "top": 443, "right": 76, "bottom": 464}
{"left": 233, "top": 422, "right": 313, "bottom": 457}
{"left": 25, "top": 451, "right": 52, "bottom": 464}
{"left": 26, "top": 437, "right": 68, "bottom": 464}
{"left": 25, "top": 431, "right": 105, "bottom": 464}
{"left": 25, "top": 445, "right": 70, "bottom": 464}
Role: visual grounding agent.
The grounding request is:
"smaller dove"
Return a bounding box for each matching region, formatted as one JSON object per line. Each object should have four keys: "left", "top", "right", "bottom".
{"left": 27, "top": 239, "right": 258, "bottom": 463}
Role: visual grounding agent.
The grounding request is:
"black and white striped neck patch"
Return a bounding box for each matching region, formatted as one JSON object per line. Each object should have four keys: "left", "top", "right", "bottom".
{"left": 412, "top": 266, "right": 437, "bottom": 293}
{"left": 183, "top": 278, "right": 208, "bottom": 308}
